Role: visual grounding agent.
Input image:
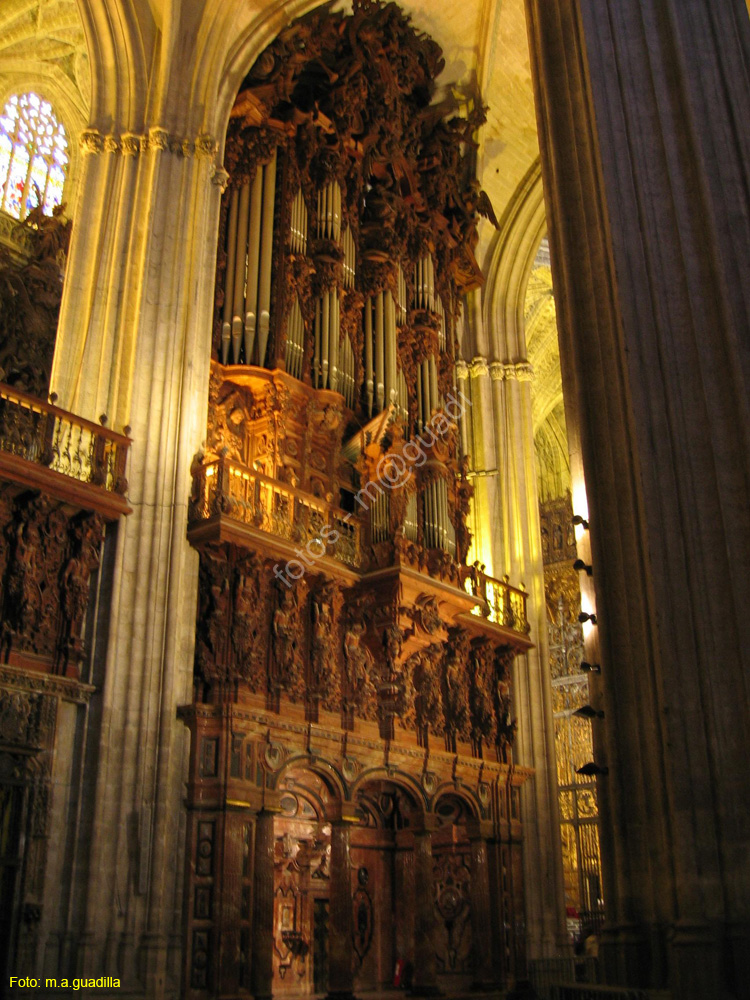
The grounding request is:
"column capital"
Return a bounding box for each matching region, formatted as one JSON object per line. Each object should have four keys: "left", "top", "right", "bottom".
{"left": 328, "top": 801, "right": 360, "bottom": 824}
{"left": 466, "top": 817, "right": 494, "bottom": 841}
{"left": 411, "top": 813, "right": 439, "bottom": 835}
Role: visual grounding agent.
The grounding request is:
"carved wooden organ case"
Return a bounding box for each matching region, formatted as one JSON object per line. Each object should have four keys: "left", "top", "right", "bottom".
{"left": 182, "top": 3, "right": 533, "bottom": 997}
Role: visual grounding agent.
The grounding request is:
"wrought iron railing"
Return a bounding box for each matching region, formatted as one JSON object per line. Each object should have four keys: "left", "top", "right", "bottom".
{"left": 551, "top": 987, "right": 651, "bottom": 1000}
{"left": 530, "top": 958, "right": 600, "bottom": 1000}
{"left": 189, "top": 454, "right": 361, "bottom": 568}
{"left": 461, "top": 565, "right": 531, "bottom": 636}
{"left": 0, "top": 383, "right": 130, "bottom": 499}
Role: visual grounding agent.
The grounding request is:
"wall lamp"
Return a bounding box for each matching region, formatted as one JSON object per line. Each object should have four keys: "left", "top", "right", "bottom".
{"left": 581, "top": 661, "right": 601, "bottom": 674}
{"left": 572, "top": 514, "right": 589, "bottom": 530}
{"left": 578, "top": 612, "right": 597, "bottom": 625}
{"left": 573, "top": 559, "right": 593, "bottom": 576}
{"left": 576, "top": 762, "right": 609, "bottom": 777}
{"left": 573, "top": 705, "right": 605, "bottom": 720}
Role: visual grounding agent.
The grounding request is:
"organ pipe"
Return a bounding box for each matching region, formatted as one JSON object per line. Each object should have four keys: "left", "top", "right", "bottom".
{"left": 385, "top": 291, "right": 397, "bottom": 405}
{"left": 285, "top": 297, "right": 304, "bottom": 379}
{"left": 429, "top": 355, "right": 439, "bottom": 414}
{"left": 375, "top": 293, "right": 385, "bottom": 412}
{"left": 223, "top": 189, "right": 239, "bottom": 329}
{"left": 343, "top": 227, "right": 356, "bottom": 289}
{"left": 234, "top": 183, "right": 250, "bottom": 322}
{"left": 396, "top": 265, "right": 407, "bottom": 326}
{"left": 416, "top": 367, "right": 423, "bottom": 432}
{"left": 257, "top": 149, "right": 277, "bottom": 366}
{"left": 405, "top": 492, "right": 418, "bottom": 541}
{"left": 321, "top": 292, "right": 330, "bottom": 387}
{"left": 365, "top": 300, "right": 374, "bottom": 416}
{"left": 245, "top": 168, "right": 263, "bottom": 364}
{"left": 330, "top": 292, "right": 340, "bottom": 392}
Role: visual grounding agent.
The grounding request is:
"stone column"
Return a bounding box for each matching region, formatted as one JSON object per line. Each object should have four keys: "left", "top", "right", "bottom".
{"left": 467, "top": 818, "right": 495, "bottom": 990}
{"left": 463, "top": 182, "right": 569, "bottom": 959}
{"left": 326, "top": 815, "right": 356, "bottom": 1000}
{"left": 411, "top": 817, "right": 440, "bottom": 997}
{"left": 251, "top": 809, "right": 277, "bottom": 1000}
{"left": 525, "top": 1, "right": 750, "bottom": 997}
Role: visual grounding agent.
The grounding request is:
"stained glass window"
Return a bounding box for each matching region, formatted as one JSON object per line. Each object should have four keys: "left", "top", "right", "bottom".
{"left": 0, "top": 93, "right": 68, "bottom": 220}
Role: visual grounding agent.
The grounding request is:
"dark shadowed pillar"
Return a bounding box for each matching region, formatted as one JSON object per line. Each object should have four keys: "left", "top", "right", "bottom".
{"left": 411, "top": 815, "right": 440, "bottom": 997}
{"left": 525, "top": 1, "right": 750, "bottom": 997}
{"left": 326, "top": 809, "right": 357, "bottom": 1000}
{"left": 251, "top": 809, "right": 277, "bottom": 1000}
{"left": 467, "top": 818, "right": 495, "bottom": 990}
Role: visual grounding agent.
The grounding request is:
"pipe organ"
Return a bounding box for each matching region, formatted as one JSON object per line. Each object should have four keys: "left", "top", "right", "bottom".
{"left": 211, "top": 5, "right": 495, "bottom": 562}
{"left": 188, "top": 9, "right": 532, "bottom": 1000}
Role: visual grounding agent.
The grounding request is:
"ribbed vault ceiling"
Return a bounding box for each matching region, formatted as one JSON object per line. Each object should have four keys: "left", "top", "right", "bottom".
{"left": 0, "top": 0, "right": 89, "bottom": 122}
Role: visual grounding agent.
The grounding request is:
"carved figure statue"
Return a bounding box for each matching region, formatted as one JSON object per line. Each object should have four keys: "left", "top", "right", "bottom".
{"left": 343, "top": 621, "right": 378, "bottom": 720}
{"left": 273, "top": 584, "right": 304, "bottom": 700}
{"left": 232, "top": 554, "right": 264, "bottom": 689}
{"left": 311, "top": 580, "right": 340, "bottom": 709}
{"left": 443, "top": 628, "right": 470, "bottom": 747}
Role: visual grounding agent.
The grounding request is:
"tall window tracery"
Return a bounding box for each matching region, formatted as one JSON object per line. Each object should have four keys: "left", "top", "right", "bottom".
{"left": 0, "top": 92, "right": 68, "bottom": 220}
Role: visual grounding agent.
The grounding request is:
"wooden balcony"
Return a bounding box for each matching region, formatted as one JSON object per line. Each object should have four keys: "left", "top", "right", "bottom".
{"left": 0, "top": 382, "right": 131, "bottom": 518}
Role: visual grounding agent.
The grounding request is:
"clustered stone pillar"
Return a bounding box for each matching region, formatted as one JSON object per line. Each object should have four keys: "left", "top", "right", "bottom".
{"left": 525, "top": 1, "right": 750, "bottom": 997}
{"left": 326, "top": 812, "right": 357, "bottom": 1000}
{"left": 411, "top": 816, "right": 440, "bottom": 997}
{"left": 251, "top": 809, "right": 277, "bottom": 1000}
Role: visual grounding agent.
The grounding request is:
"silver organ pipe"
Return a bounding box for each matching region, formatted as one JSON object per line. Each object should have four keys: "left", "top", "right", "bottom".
{"left": 317, "top": 180, "right": 342, "bottom": 241}
{"left": 222, "top": 189, "right": 239, "bottom": 363}
{"left": 321, "top": 291, "right": 330, "bottom": 387}
{"left": 375, "top": 293, "right": 385, "bottom": 413}
{"left": 429, "top": 354, "right": 439, "bottom": 413}
{"left": 314, "top": 298, "right": 321, "bottom": 385}
{"left": 313, "top": 181, "right": 345, "bottom": 392}
{"left": 234, "top": 183, "right": 250, "bottom": 318}
{"left": 232, "top": 178, "right": 250, "bottom": 362}
{"left": 245, "top": 168, "right": 263, "bottom": 364}
{"left": 438, "top": 475, "right": 448, "bottom": 549}
{"left": 257, "top": 149, "right": 277, "bottom": 367}
{"left": 396, "top": 368, "right": 408, "bottom": 423}
{"left": 289, "top": 188, "right": 307, "bottom": 254}
{"left": 416, "top": 365, "right": 423, "bottom": 432}
{"left": 340, "top": 335, "right": 355, "bottom": 409}
{"left": 343, "top": 227, "right": 356, "bottom": 289}
{"left": 285, "top": 297, "right": 304, "bottom": 379}
{"left": 221, "top": 153, "right": 277, "bottom": 367}
{"left": 414, "top": 254, "right": 436, "bottom": 311}
{"left": 385, "top": 291, "right": 397, "bottom": 405}
{"left": 396, "top": 264, "right": 407, "bottom": 326}
{"left": 405, "top": 491, "right": 418, "bottom": 542}
{"left": 365, "top": 300, "right": 374, "bottom": 417}
{"left": 371, "top": 489, "right": 389, "bottom": 544}
{"left": 437, "top": 296, "right": 446, "bottom": 351}
{"left": 420, "top": 358, "right": 431, "bottom": 424}
{"left": 330, "top": 291, "right": 340, "bottom": 392}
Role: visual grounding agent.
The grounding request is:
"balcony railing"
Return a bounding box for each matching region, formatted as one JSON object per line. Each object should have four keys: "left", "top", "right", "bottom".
{"left": 462, "top": 565, "right": 531, "bottom": 636}
{"left": 0, "top": 383, "right": 130, "bottom": 515}
{"left": 550, "top": 987, "right": 652, "bottom": 1000}
{"left": 189, "top": 454, "right": 361, "bottom": 568}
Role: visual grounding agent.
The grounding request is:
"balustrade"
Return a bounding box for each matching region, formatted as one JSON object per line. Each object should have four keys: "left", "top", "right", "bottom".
{"left": 0, "top": 382, "right": 130, "bottom": 512}
{"left": 462, "top": 565, "right": 530, "bottom": 637}
{"left": 190, "top": 455, "right": 361, "bottom": 568}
